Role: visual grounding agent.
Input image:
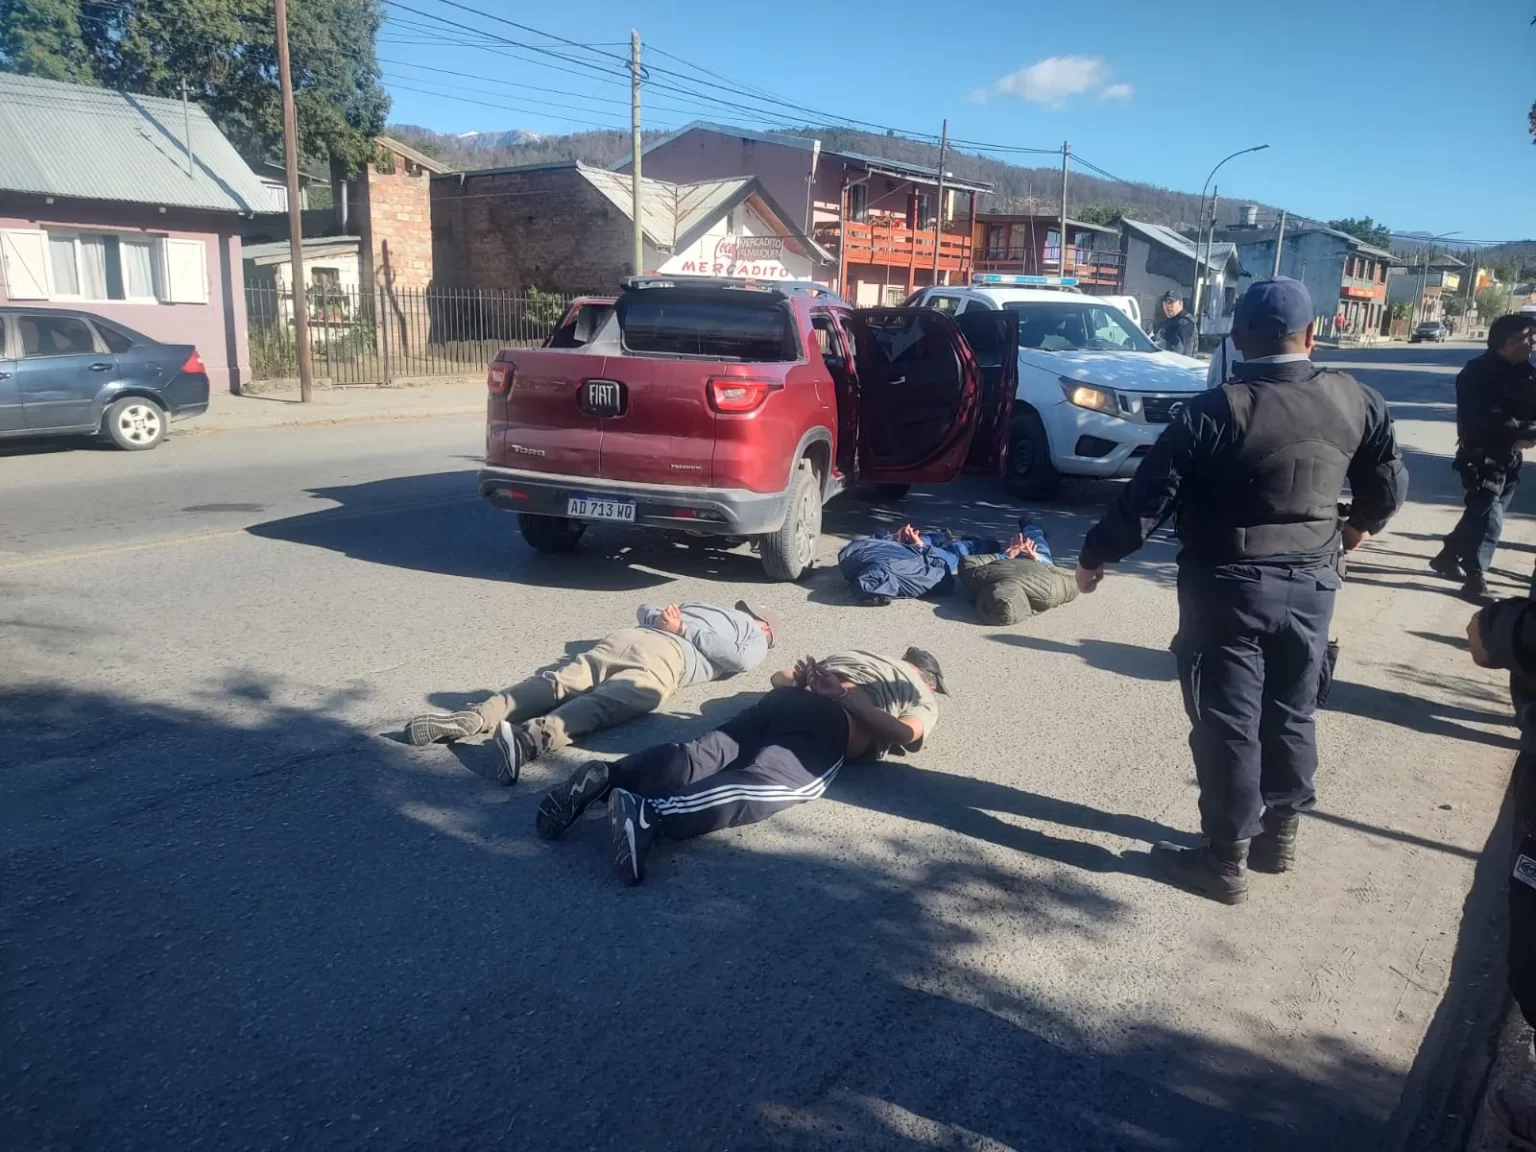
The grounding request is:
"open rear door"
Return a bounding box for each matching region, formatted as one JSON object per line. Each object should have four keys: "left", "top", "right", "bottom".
{"left": 954, "top": 308, "right": 1018, "bottom": 476}
{"left": 843, "top": 308, "right": 980, "bottom": 485}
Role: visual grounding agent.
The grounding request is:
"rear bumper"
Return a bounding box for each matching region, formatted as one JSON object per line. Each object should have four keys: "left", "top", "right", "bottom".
{"left": 477, "top": 466, "right": 792, "bottom": 535}
{"left": 163, "top": 372, "right": 210, "bottom": 420}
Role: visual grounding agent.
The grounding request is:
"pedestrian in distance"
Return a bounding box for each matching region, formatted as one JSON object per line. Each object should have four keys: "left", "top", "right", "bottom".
{"left": 1155, "top": 290, "right": 1197, "bottom": 356}
{"left": 534, "top": 648, "right": 945, "bottom": 885}
{"left": 1431, "top": 313, "right": 1536, "bottom": 603}
{"left": 1075, "top": 277, "right": 1408, "bottom": 905}
{"left": 403, "top": 600, "right": 778, "bottom": 783}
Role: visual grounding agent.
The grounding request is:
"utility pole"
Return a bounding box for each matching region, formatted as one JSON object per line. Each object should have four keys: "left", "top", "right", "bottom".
{"left": 1192, "top": 184, "right": 1217, "bottom": 344}
{"left": 1272, "top": 209, "right": 1287, "bottom": 277}
{"left": 930, "top": 119, "right": 948, "bottom": 285}
{"left": 180, "top": 77, "right": 194, "bottom": 177}
{"left": 630, "top": 30, "right": 644, "bottom": 279}
{"left": 274, "top": 0, "right": 312, "bottom": 402}
{"left": 1058, "top": 141, "right": 1070, "bottom": 279}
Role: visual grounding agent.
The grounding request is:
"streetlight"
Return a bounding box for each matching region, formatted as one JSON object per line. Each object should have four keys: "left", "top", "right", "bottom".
{"left": 1191, "top": 144, "right": 1269, "bottom": 343}
{"left": 1413, "top": 230, "right": 1461, "bottom": 331}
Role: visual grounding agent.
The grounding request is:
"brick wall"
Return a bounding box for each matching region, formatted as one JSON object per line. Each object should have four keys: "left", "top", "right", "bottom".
{"left": 431, "top": 165, "right": 634, "bottom": 294}
{"left": 360, "top": 147, "right": 434, "bottom": 290}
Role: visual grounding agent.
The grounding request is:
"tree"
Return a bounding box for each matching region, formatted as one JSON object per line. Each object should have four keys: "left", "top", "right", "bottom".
{"left": 0, "top": 0, "right": 388, "bottom": 171}
{"left": 1443, "top": 294, "right": 1469, "bottom": 318}
{"left": 1478, "top": 284, "right": 1514, "bottom": 320}
{"left": 1075, "top": 203, "right": 1130, "bottom": 226}
{"left": 1326, "top": 216, "right": 1393, "bottom": 248}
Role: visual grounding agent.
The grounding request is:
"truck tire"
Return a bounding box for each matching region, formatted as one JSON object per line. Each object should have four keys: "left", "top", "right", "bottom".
{"left": 760, "top": 459, "right": 820, "bottom": 581}
{"left": 1005, "top": 408, "right": 1061, "bottom": 501}
{"left": 518, "top": 513, "right": 585, "bottom": 553}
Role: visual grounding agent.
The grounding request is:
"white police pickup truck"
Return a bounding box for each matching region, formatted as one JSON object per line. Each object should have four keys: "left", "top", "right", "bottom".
{"left": 908, "top": 276, "right": 1208, "bottom": 498}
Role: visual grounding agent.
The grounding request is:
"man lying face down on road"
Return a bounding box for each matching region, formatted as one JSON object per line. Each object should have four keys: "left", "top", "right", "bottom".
{"left": 837, "top": 523, "right": 1002, "bottom": 604}
{"left": 533, "top": 647, "right": 946, "bottom": 885}
{"left": 403, "top": 600, "right": 777, "bottom": 783}
{"left": 959, "top": 529, "right": 1079, "bottom": 624}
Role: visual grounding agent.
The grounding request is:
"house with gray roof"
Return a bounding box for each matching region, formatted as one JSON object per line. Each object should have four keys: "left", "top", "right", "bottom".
{"left": 0, "top": 72, "right": 270, "bottom": 392}
{"left": 1118, "top": 218, "right": 1244, "bottom": 342}
{"left": 430, "top": 160, "right": 833, "bottom": 294}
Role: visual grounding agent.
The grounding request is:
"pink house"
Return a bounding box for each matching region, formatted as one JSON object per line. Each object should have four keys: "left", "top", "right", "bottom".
{"left": 619, "top": 122, "right": 992, "bottom": 305}
{"left": 0, "top": 73, "right": 270, "bottom": 393}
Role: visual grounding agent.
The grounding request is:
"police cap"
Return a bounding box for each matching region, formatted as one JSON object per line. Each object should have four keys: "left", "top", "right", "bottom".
{"left": 1233, "top": 277, "right": 1314, "bottom": 342}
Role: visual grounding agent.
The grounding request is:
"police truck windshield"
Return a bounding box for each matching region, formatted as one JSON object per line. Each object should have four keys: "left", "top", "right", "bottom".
{"left": 1003, "top": 301, "right": 1157, "bottom": 354}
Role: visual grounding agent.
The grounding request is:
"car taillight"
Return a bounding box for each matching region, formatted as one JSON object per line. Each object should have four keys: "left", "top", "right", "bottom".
{"left": 708, "top": 377, "right": 781, "bottom": 414}
{"left": 180, "top": 350, "right": 206, "bottom": 374}
{"left": 488, "top": 363, "right": 513, "bottom": 394}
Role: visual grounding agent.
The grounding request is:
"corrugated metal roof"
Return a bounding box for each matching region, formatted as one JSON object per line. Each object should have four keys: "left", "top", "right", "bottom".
{"left": 0, "top": 72, "right": 271, "bottom": 214}
{"left": 242, "top": 236, "right": 362, "bottom": 263}
{"left": 1122, "top": 218, "right": 1235, "bottom": 272}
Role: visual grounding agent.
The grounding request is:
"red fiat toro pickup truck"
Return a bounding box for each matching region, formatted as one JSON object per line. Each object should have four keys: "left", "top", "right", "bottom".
{"left": 479, "top": 277, "right": 1017, "bottom": 581}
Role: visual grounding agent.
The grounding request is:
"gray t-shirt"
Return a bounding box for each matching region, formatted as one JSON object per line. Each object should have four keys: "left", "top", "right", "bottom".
{"left": 817, "top": 650, "right": 939, "bottom": 757}
{"left": 636, "top": 603, "right": 768, "bottom": 687}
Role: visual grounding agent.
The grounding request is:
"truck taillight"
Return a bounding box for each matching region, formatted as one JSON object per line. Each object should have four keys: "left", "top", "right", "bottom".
{"left": 180, "top": 349, "right": 206, "bottom": 374}
{"left": 708, "top": 377, "right": 781, "bottom": 414}
{"left": 488, "top": 363, "right": 513, "bottom": 394}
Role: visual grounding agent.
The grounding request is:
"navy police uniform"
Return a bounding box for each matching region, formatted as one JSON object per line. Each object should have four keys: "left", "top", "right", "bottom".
{"left": 1156, "top": 293, "right": 1197, "bottom": 357}
{"left": 1079, "top": 278, "right": 1408, "bottom": 903}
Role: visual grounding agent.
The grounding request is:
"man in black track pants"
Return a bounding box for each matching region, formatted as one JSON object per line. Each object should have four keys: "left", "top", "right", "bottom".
{"left": 1076, "top": 277, "right": 1407, "bottom": 905}
{"left": 534, "top": 648, "right": 944, "bottom": 885}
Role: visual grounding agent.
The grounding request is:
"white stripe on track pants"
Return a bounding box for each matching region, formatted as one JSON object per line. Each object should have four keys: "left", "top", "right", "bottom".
{"left": 608, "top": 687, "right": 849, "bottom": 841}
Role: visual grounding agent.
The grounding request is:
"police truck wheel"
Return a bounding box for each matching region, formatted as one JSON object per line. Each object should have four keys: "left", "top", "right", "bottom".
{"left": 518, "top": 513, "right": 585, "bottom": 553}
{"left": 761, "top": 459, "right": 820, "bottom": 581}
{"left": 1005, "top": 409, "right": 1060, "bottom": 500}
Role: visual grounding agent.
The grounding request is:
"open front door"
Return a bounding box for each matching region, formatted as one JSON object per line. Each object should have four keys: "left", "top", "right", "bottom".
{"left": 954, "top": 308, "right": 1018, "bottom": 476}
{"left": 844, "top": 308, "right": 980, "bottom": 485}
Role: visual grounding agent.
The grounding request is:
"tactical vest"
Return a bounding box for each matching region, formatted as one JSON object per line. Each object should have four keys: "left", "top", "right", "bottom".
{"left": 1177, "top": 366, "right": 1366, "bottom": 566}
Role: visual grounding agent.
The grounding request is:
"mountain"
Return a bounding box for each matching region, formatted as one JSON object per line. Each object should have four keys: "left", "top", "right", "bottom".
{"left": 453, "top": 129, "right": 544, "bottom": 151}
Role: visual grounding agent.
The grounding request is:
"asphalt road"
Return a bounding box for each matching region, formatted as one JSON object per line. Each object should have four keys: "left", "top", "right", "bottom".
{"left": 1, "top": 342, "right": 1525, "bottom": 1151}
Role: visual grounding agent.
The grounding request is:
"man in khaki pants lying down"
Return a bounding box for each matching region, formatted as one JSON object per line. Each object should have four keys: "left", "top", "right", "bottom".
{"left": 405, "top": 600, "right": 778, "bottom": 784}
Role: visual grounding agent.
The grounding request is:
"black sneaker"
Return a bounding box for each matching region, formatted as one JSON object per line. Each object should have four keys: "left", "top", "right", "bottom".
{"left": 1250, "top": 812, "right": 1299, "bottom": 874}
{"left": 609, "top": 788, "right": 657, "bottom": 886}
{"left": 535, "top": 760, "right": 612, "bottom": 840}
{"left": 1428, "top": 551, "right": 1464, "bottom": 581}
{"left": 1149, "top": 840, "right": 1250, "bottom": 905}
{"left": 493, "top": 721, "right": 535, "bottom": 786}
{"left": 405, "top": 711, "right": 482, "bottom": 746}
{"left": 1460, "top": 573, "right": 1491, "bottom": 604}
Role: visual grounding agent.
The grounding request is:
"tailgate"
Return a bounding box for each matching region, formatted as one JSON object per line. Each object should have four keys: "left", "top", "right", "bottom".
{"left": 488, "top": 350, "right": 605, "bottom": 476}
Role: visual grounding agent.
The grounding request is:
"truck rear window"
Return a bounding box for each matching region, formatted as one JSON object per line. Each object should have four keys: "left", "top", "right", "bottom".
{"left": 619, "top": 300, "right": 797, "bottom": 361}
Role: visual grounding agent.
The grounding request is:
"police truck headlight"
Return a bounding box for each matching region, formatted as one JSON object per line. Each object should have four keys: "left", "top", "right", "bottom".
{"left": 1059, "top": 378, "right": 1121, "bottom": 417}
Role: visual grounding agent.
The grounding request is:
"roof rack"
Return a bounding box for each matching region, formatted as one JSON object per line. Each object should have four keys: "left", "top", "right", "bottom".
{"left": 971, "top": 273, "right": 1080, "bottom": 287}
{"left": 621, "top": 275, "right": 844, "bottom": 300}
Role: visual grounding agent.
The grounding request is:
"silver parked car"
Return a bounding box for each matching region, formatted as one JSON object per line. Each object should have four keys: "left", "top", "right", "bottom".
{"left": 1410, "top": 321, "right": 1449, "bottom": 344}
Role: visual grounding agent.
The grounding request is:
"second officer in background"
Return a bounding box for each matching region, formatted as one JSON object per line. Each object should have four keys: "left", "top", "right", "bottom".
{"left": 1075, "top": 278, "right": 1408, "bottom": 905}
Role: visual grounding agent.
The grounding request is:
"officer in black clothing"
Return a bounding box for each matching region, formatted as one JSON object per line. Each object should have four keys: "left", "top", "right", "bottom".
{"left": 1075, "top": 278, "right": 1408, "bottom": 905}
{"left": 1155, "top": 290, "right": 1197, "bottom": 356}
{"left": 1431, "top": 313, "right": 1536, "bottom": 603}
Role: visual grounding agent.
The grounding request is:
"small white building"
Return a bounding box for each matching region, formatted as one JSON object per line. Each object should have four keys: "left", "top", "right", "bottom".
{"left": 1119, "top": 218, "right": 1242, "bottom": 340}
{"left": 241, "top": 235, "right": 363, "bottom": 332}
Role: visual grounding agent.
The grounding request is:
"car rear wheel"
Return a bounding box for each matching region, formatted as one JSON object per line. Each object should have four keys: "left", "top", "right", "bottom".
{"left": 518, "top": 513, "right": 586, "bottom": 553}
{"left": 760, "top": 459, "right": 820, "bottom": 581}
{"left": 1005, "top": 408, "right": 1060, "bottom": 500}
{"left": 104, "top": 397, "right": 166, "bottom": 451}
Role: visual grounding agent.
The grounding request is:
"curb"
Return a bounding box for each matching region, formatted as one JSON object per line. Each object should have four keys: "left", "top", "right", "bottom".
{"left": 176, "top": 405, "right": 485, "bottom": 437}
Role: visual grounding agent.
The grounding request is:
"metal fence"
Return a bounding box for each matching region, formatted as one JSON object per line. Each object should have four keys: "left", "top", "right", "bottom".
{"left": 244, "top": 284, "right": 586, "bottom": 385}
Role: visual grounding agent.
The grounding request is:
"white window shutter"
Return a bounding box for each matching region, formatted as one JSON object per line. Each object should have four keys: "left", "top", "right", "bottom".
{"left": 160, "top": 237, "right": 209, "bottom": 304}
{"left": 0, "top": 229, "right": 51, "bottom": 300}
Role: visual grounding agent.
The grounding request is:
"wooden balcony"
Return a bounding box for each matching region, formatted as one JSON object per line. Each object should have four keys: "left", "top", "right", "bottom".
{"left": 974, "top": 246, "right": 1126, "bottom": 290}
{"left": 815, "top": 219, "right": 972, "bottom": 274}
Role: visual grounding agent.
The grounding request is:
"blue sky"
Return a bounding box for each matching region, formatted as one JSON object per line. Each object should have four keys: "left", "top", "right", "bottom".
{"left": 379, "top": 0, "right": 1534, "bottom": 242}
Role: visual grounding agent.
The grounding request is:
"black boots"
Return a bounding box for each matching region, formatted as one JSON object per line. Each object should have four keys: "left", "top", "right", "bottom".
{"left": 1428, "top": 550, "right": 1463, "bottom": 582}
{"left": 1149, "top": 839, "right": 1250, "bottom": 905}
{"left": 1250, "top": 811, "right": 1299, "bottom": 874}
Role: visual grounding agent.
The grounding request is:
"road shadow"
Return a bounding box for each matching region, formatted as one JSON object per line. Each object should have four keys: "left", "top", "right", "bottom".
{"left": 992, "top": 632, "right": 1178, "bottom": 681}
{"left": 1, "top": 679, "right": 1406, "bottom": 1151}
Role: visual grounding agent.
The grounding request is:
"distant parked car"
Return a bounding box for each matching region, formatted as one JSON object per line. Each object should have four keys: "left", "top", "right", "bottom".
{"left": 1410, "top": 321, "right": 1449, "bottom": 344}
{"left": 0, "top": 308, "right": 209, "bottom": 450}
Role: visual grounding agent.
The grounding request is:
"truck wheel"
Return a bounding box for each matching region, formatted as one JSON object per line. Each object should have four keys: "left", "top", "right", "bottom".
{"left": 1005, "top": 408, "right": 1061, "bottom": 500}
{"left": 518, "top": 513, "right": 585, "bottom": 553}
{"left": 874, "top": 483, "right": 911, "bottom": 501}
{"left": 760, "top": 459, "right": 820, "bottom": 581}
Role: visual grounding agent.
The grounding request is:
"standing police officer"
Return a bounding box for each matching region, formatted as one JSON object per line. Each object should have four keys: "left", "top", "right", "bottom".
{"left": 1156, "top": 290, "right": 1198, "bottom": 356}
{"left": 1431, "top": 312, "right": 1536, "bottom": 603}
{"left": 1075, "top": 278, "right": 1408, "bottom": 905}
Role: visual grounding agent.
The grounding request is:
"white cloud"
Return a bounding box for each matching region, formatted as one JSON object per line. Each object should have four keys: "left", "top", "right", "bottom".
{"left": 978, "top": 56, "right": 1132, "bottom": 107}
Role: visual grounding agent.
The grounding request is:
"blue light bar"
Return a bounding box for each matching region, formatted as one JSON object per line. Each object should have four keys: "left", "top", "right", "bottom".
{"left": 971, "top": 273, "right": 1080, "bottom": 287}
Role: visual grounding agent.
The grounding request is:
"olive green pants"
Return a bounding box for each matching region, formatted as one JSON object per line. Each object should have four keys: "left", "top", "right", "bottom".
{"left": 473, "top": 628, "right": 689, "bottom": 754}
